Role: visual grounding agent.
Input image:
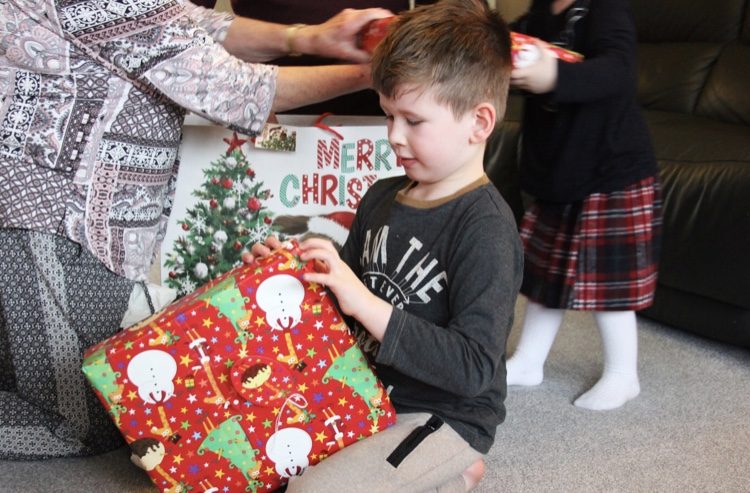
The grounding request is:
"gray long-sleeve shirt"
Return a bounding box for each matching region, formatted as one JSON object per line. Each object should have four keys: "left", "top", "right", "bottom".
{"left": 340, "top": 175, "right": 523, "bottom": 453}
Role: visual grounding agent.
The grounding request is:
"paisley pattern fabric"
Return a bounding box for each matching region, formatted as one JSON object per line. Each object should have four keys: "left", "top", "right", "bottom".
{"left": 0, "top": 0, "right": 277, "bottom": 281}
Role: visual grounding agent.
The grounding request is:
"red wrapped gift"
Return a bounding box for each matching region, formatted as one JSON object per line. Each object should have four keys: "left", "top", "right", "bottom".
{"left": 510, "top": 31, "right": 584, "bottom": 68}
{"left": 83, "top": 242, "right": 396, "bottom": 493}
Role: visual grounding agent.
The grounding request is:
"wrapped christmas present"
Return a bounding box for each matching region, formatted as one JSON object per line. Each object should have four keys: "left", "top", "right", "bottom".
{"left": 356, "top": 15, "right": 583, "bottom": 68}
{"left": 83, "top": 241, "right": 396, "bottom": 493}
{"left": 510, "top": 31, "right": 584, "bottom": 68}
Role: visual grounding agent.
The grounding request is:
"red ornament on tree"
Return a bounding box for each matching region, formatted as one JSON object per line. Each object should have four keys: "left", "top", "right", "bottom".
{"left": 168, "top": 271, "right": 177, "bottom": 279}
{"left": 181, "top": 223, "right": 189, "bottom": 231}
{"left": 221, "top": 178, "right": 234, "bottom": 189}
{"left": 211, "top": 177, "right": 220, "bottom": 185}
{"left": 247, "top": 197, "right": 261, "bottom": 212}
{"left": 264, "top": 216, "right": 273, "bottom": 225}
{"left": 210, "top": 199, "right": 219, "bottom": 209}
{"left": 233, "top": 241, "right": 243, "bottom": 251}
{"left": 246, "top": 168, "right": 256, "bottom": 178}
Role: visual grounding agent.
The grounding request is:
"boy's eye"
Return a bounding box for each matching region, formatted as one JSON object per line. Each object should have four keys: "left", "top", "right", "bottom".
{"left": 406, "top": 119, "right": 422, "bottom": 126}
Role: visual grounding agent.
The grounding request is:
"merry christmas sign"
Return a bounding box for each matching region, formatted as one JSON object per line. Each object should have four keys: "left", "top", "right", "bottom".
{"left": 162, "top": 115, "right": 404, "bottom": 296}
{"left": 83, "top": 241, "right": 396, "bottom": 493}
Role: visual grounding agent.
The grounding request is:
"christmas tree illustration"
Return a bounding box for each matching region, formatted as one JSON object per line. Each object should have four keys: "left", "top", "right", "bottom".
{"left": 323, "top": 345, "right": 387, "bottom": 422}
{"left": 164, "top": 132, "right": 277, "bottom": 295}
{"left": 197, "top": 416, "right": 263, "bottom": 492}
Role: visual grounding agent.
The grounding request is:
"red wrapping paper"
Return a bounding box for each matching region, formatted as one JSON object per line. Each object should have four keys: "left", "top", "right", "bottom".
{"left": 83, "top": 242, "right": 396, "bottom": 493}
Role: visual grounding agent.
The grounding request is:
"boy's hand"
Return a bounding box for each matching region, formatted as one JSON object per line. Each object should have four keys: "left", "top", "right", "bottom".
{"left": 298, "top": 238, "right": 364, "bottom": 315}
{"left": 510, "top": 39, "right": 559, "bottom": 94}
{"left": 299, "top": 238, "right": 392, "bottom": 341}
{"left": 242, "top": 235, "right": 284, "bottom": 264}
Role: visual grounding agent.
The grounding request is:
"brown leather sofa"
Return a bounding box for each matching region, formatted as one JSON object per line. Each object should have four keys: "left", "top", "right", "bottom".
{"left": 485, "top": 0, "right": 750, "bottom": 348}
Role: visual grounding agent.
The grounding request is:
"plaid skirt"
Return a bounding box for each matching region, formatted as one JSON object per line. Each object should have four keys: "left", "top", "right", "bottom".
{"left": 519, "top": 176, "right": 662, "bottom": 311}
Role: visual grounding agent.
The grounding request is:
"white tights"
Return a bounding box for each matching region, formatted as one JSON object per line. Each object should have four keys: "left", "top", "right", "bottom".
{"left": 506, "top": 299, "right": 640, "bottom": 411}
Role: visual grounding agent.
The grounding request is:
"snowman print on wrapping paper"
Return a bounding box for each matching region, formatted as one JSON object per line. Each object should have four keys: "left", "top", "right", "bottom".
{"left": 128, "top": 349, "right": 177, "bottom": 404}
{"left": 256, "top": 273, "right": 305, "bottom": 366}
{"left": 266, "top": 426, "right": 313, "bottom": 479}
{"left": 264, "top": 394, "right": 314, "bottom": 479}
{"left": 127, "top": 349, "right": 178, "bottom": 437}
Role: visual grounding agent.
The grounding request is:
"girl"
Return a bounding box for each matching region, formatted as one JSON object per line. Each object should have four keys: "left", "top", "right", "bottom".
{"left": 507, "top": 0, "right": 662, "bottom": 411}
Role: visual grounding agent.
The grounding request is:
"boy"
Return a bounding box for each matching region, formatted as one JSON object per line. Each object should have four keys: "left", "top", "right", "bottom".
{"left": 252, "top": 1, "right": 522, "bottom": 491}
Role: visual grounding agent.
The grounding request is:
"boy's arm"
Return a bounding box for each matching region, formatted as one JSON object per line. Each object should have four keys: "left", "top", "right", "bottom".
{"left": 375, "top": 214, "right": 523, "bottom": 397}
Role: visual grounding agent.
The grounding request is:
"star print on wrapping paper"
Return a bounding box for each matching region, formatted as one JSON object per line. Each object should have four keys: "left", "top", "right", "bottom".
{"left": 82, "top": 241, "right": 399, "bottom": 493}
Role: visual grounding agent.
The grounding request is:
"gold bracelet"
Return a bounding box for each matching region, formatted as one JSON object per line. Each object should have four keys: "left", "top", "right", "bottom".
{"left": 285, "top": 23, "right": 307, "bottom": 57}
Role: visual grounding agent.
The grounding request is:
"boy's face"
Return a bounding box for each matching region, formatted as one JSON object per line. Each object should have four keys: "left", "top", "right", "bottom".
{"left": 379, "top": 86, "right": 485, "bottom": 195}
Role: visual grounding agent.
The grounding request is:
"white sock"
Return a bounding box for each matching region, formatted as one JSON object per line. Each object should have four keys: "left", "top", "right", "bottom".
{"left": 506, "top": 300, "right": 565, "bottom": 386}
{"left": 574, "top": 310, "right": 640, "bottom": 411}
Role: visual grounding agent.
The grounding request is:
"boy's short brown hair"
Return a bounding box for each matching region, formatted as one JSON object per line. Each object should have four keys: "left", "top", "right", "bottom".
{"left": 371, "top": 0, "right": 512, "bottom": 119}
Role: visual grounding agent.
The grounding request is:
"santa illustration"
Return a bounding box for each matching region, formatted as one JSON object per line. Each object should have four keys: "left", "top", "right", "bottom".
{"left": 273, "top": 211, "right": 355, "bottom": 249}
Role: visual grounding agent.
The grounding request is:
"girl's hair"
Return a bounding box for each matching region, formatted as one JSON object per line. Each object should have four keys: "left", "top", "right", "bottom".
{"left": 371, "top": 0, "right": 512, "bottom": 119}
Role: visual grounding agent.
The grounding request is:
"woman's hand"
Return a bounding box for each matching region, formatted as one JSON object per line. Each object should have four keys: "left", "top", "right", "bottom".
{"left": 510, "top": 39, "right": 559, "bottom": 94}
{"left": 300, "top": 8, "right": 394, "bottom": 63}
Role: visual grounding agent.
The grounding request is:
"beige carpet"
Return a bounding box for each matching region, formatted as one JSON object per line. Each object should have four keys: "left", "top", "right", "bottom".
{"left": 2, "top": 299, "right": 749, "bottom": 493}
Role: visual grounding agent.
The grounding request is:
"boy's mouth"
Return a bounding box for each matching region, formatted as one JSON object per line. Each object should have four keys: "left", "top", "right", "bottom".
{"left": 397, "top": 156, "right": 418, "bottom": 167}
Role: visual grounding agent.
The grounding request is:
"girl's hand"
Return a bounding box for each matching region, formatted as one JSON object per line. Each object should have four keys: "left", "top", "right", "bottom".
{"left": 510, "top": 39, "right": 559, "bottom": 94}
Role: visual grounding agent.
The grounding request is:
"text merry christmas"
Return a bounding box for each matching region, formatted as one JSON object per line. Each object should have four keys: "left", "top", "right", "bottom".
{"left": 279, "top": 137, "right": 399, "bottom": 209}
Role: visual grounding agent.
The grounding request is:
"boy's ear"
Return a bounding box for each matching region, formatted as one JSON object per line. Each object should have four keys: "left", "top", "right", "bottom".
{"left": 469, "top": 102, "right": 496, "bottom": 144}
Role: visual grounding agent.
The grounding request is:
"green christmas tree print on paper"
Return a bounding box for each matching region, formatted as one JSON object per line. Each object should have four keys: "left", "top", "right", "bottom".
{"left": 164, "top": 133, "right": 277, "bottom": 295}
{"left": 198, "top": 275, "right": 253, "bottom": 345}
{"left": 198, "top": 415, "right": 263, "bottom": 492}
{"left": 82, "top": 347, "right": 127, "bottom": 426}
{"left": 323, "top": 345, "right": 386, "bottom": 422}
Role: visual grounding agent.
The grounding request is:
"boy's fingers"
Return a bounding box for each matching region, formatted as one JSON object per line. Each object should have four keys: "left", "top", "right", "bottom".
{"left": 241, "top": 251, "right": 255, "bottom": 264}
{"left": 303, "top": 271, "right": 327, "bottom": 286}
{"left": 300, "top": 237, "right": 337, "bottom": 253}
{"left": 251, "top": 243, "right": 271, "bottom": 257}
{"left": 266, "top": 236, "right": 282, "bottom": 249}
{"left": 313, "top": 259, "right": 330, "bottom": 273}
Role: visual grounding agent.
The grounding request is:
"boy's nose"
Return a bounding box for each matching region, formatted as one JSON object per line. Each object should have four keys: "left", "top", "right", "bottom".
{"left": 387, "top": 120, "right": 406, "bottom": 148}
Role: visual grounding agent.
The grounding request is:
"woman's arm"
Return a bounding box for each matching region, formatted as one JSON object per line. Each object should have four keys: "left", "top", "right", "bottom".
{"left": 222, "top": 8, "right": 393, "bottom": 63}
{"left": 271, "top": 65, "right": 371, "bottom": 113}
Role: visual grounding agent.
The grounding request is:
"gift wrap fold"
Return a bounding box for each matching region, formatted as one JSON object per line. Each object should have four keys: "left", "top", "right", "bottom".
{"left": 83, "top": 242, "right": 396, "bottom": 493}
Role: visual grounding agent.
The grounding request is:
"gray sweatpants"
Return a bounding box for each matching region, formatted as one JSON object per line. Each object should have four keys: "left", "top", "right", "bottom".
{"left": 285, "top": 412, "right": 483, "bottom": 493}
{"left": 0, "top": 229, "right": 134, "bottom": 460}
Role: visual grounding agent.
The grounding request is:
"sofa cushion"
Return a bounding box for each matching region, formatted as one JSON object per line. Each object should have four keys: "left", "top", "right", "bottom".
{"left": 645, "top": 110, "right": 750, "bottom": 162}
{"left": 641, "top": 283, "right": 750, "bottom": 348}
{"left": 637, "top": 43, "right": 721, "bottom": 114}
{"left": 696, "top": 43, "right": 750, "bottom": 125}
{"left": 644, "top": 110, "right": 750, "bottom": 309}
{"left": 632, "top": 0, "right": 746, "bottom": 42}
